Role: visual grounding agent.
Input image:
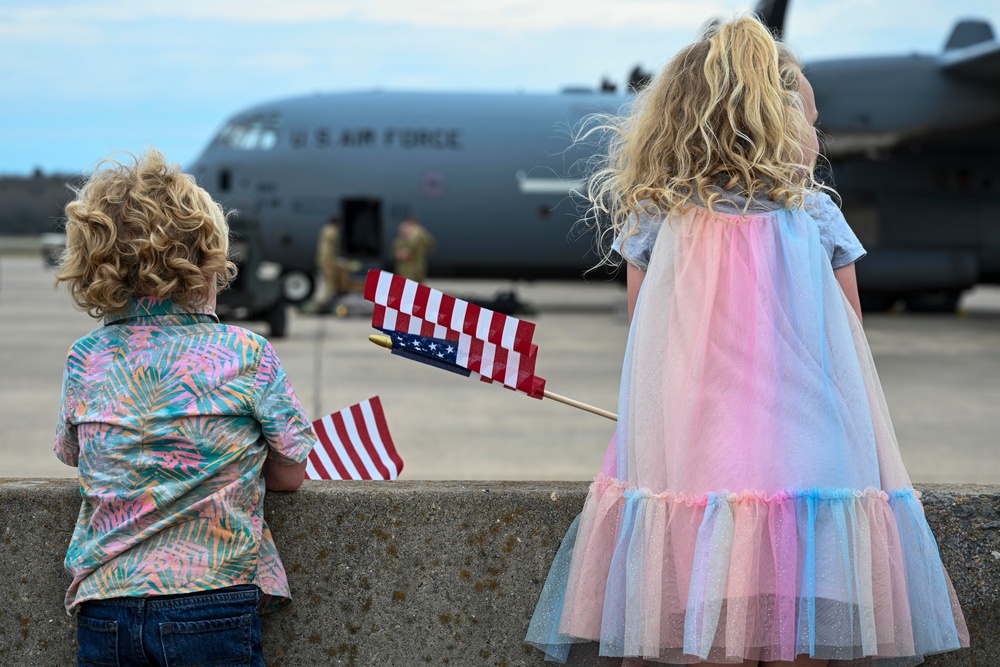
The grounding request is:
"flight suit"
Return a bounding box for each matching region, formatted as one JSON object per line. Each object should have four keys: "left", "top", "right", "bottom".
{"left": 393, "top": 223, "right": 436, "bottom": 284}
{"left": 316, "top": 223, "right": 349, "bottom": 306}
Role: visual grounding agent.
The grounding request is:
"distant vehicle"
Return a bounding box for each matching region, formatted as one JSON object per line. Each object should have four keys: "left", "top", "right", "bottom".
{"left": 41, "top": 233, "right": 66, "bottom": 268}
{"left": 190, "top": 0, "right": 1000, "bottom": 312}
{"left": 217, "top": 217, "right": 287, "bottom": 338}
{"left": 37, "top": 221, "right": 289, "bottom": 338}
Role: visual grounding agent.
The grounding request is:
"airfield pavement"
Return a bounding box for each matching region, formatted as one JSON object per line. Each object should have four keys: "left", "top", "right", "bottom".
{"left": 1, "top": 250, "right": 999, "bottom": 484}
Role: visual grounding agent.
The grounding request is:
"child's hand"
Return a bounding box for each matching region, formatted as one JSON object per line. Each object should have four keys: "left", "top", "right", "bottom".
{"left": 263, "top": 455, "right": 307, "bottom": 492}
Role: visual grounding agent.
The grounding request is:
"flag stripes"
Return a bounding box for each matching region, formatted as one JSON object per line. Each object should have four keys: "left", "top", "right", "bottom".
{"left": 365, "top": 270, "right": 535, "bottom": 353}
{"left": 366, "top": 270, "right": 546, "bottom": 399}
{"left": 306, "top": 396, "right": 402, "bottom": 480}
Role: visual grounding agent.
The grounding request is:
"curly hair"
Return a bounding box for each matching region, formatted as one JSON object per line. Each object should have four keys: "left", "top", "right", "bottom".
{"left": 55, "top": 150, "right": 237, "bottom": 318}
{"left": 585, "top": 14, "right": 825, "bottom": 266}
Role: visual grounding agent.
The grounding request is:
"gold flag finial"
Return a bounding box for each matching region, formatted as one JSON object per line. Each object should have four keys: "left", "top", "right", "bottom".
{"left": 369, "top": 334, "right": 393, "bottom": 350}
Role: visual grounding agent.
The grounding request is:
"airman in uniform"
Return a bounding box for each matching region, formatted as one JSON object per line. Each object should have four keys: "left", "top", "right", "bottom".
{"left": 393, "top": 216, "right": 436, "bottom": 283}
{"left": 316, "top": 215, "right": 350, "bottom": 311}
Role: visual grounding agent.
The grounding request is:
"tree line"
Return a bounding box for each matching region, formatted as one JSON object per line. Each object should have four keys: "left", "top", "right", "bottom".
{"left": 0, "top": 172, "right": 83, "bottom": 235}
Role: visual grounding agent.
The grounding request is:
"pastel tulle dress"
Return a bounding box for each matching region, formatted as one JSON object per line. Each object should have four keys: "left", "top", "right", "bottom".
{"left": 526, "top": 193, "right": 969, "bottom": 665}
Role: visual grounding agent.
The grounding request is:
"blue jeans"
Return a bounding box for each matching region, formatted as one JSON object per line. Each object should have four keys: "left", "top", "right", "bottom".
{"left": 76, "top": 585, "right": 264, "bottom": 667}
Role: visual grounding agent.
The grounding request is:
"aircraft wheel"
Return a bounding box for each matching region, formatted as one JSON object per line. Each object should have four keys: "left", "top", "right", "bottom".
{"left": 903, "top": 290, "right": 962, "bottom": 314}
{"left": 266, "top": 299, "right": 287, "bottom": 338}
{"left": 281, "top": 271, "right": 314, "bottom": 304}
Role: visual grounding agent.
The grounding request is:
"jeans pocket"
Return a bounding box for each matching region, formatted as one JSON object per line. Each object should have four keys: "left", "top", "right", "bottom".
{"left": 160, "top": 613, "right": 253, "bottom": 667}
{"left": 77, "top": 615, "right": 119, "bottom": 667}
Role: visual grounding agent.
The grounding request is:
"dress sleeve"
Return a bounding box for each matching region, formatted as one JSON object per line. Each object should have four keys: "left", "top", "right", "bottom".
{"left": 53, "top": 359, "right": 79, "bottom": 467}
{"left": 253, "top": 342, "right": 317, "bottom": 464}
{"left": 611, "top": 209, "right": 661, "bottom": 270}
{"left": 806, "top": 191, "right": 867, "bottom": 269}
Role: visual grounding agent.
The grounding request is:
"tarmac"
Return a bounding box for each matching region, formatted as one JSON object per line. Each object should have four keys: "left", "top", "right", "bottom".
{"left": 2, "top": 250, "right": 999, "bottom": 483}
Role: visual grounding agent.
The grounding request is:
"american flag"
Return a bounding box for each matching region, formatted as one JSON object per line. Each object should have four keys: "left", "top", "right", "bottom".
{"left": 306, "top": 396, "right": 403, "bottom": 480}
{"left": 364, "top": 270, "right": 545, "bottom": 398}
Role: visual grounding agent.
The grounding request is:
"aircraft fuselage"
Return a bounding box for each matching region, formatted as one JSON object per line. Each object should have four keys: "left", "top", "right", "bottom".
{"left": 192, "top": 91, "right": 625, "bottom": 295}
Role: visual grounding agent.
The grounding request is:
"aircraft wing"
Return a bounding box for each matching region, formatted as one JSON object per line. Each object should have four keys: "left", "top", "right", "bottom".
{"left": 942, "top": 40, "right": 1000, "bottom": 84}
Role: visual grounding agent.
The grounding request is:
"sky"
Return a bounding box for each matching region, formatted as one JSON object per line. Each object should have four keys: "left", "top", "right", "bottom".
{"left": 2, "top": 0, "right": 999, "bottom": 176}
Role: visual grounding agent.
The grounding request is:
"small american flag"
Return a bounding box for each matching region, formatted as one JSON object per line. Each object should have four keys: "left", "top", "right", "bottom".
{"left": 364, "top": 270, "right": 546, "bottom": 398}
{"left": 306, "top": 396, "right": 403, "bottom": 480}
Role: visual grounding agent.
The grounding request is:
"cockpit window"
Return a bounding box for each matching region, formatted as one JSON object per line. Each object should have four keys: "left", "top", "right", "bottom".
{"left": 213, "top": 114, "right": 281, "bottom": 150}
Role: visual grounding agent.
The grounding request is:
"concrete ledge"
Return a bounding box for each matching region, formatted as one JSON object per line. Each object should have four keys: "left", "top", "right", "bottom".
{"left": 1, "top": 479, "right": 995, "bottom": 666}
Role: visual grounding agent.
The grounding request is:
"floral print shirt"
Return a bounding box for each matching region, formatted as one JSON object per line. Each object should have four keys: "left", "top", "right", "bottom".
{"left": 55, "top": 297, "right": 316, "bottom": 613}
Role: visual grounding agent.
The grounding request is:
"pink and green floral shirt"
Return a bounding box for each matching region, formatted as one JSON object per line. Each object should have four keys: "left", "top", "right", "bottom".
{"left": 55, "top": 297, "right": 316, "bottom": 613}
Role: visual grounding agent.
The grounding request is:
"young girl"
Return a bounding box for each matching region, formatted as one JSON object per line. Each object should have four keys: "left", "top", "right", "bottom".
{"left": 527, "top": 16, "right": 968, "bottom": 667}
{"left": 54, "top": 150, "right": 317, "bottom": 666}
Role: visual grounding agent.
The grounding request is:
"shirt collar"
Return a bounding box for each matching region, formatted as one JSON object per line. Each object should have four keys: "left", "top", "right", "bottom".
{"left": 105, "top": 297, "right": 220, "bottom": 326}
{"left": 694, "top": 184, "right": 785, "bottom": 214}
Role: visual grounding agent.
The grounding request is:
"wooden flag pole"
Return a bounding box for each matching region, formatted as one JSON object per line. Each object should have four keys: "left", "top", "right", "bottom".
{"left": 369, "top": 335, "right": 618, "bottom": 422}
{"left": 542, "top": 390, "right": 617, "bottom": 422}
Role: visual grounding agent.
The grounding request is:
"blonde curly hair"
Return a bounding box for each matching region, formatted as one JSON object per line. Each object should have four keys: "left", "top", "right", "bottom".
{"left": 586, "top": 14, "right": 823, "bottom": 265}
{"left": 55, "top": 149, "right": 237, "bottom": 318}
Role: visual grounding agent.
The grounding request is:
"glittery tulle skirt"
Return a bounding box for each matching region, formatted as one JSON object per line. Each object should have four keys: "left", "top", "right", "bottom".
{"left": 526, "top": 209, "right": 968, "bottom": 664}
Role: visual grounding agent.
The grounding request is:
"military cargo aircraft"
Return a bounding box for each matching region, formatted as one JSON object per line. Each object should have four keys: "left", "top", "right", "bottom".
{"left": 190, "top": 1, "right": 1000, "bottom": 312}
{"left": 191, "top": 91, "right": 617, "bottom": 303}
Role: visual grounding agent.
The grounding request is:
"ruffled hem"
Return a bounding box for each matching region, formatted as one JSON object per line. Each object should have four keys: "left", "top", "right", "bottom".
{"left": 526, "top": 476, "right": 968, "bottom": 665}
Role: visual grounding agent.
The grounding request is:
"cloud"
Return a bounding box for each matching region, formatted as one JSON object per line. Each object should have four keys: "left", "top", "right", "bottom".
{"left": 2, "top": 0, "right": 743, "bottom": 31}
{"left": 2, "top": 0, "right": 998, "bottom": 173}
{"left": 786, "top": 0, "right": 997, "bottom": 59}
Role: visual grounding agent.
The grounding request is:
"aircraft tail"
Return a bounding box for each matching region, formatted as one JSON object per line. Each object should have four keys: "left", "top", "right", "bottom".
{"left": 941, "top": 20, "right": 1000, "bottom": 83}
{"left": 945, "top": 20, "right": 994, "bottom": 50}
{"left": 754, "top": 0, "right": 789, "bottom": 40}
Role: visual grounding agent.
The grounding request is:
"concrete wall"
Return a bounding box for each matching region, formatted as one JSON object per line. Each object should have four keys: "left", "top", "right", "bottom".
{"left": 1, "top": 479, "right": 996, "bottom": 666}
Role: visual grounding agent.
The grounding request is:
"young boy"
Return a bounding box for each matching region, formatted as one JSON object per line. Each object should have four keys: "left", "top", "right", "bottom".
{"left": 54, "top": 149, "right": 317, "bottom": 666}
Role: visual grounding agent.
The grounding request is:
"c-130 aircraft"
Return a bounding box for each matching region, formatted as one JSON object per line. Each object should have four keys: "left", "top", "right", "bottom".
{"left": 191, "top": 0, "right": 1000, "bottom": 312}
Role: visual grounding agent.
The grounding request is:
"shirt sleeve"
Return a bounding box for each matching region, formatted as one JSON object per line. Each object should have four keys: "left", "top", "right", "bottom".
{"left": 611, "top": 209, "right": 662, "bottom": 270}
{"left": 53, "top": 359, "right": 79, "bottom": 467}
{"left": 806, "top": 191, "right": 867, "bottom": 269}
{"left": 253, "top": 342, "right": 317, "bottom": 465}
